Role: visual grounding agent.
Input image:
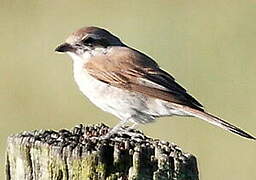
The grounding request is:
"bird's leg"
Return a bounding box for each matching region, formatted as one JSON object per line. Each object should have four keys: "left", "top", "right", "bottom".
{"left": 119, "top": 122, "right": 138, "bottom": 132}
{"left": 101, "top": 119, "right": 143, "bottom": 139}
{"left": 101, "top": 120, "right": 128, "bottom": 139}
{"left": 129, "top": 122, "right": 138, "bottom": 130}
{"left": 118, "top": 122, "right": 144, "bottom": 139}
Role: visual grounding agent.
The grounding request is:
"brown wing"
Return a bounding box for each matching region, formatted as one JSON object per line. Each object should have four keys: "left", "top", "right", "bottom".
{"left": 85, "top": 47, "right": 204, "bottom": 111}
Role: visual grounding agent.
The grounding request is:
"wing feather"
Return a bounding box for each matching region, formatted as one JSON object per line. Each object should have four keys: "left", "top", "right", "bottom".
{"left": 85, "top": 47, "right": 204, "bottom": 111}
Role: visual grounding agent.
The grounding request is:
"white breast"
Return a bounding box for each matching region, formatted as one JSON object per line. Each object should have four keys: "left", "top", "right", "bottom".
{"left": 72, "top": 58, "right": 109, "bottom": 103}
{"left": 72, "top": 57, "right": 158, "bottom": 122}
{"left": 67, "top": 51, "right": 189, "bottom": 123}
{"left": 71, "top": 56, "right": 132, "bottom": 120}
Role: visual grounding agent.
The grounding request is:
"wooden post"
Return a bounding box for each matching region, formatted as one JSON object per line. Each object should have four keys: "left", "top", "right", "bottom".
{"left": 6, "top": 124, "right": 199, "bottom": 180}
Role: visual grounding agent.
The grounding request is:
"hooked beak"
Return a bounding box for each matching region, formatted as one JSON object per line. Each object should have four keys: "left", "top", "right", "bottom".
{"left": 55, "top": 43, "right": 75, "bottom": 53}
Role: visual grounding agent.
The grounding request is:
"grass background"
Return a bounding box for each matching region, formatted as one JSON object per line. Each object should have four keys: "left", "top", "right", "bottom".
{"left": 1, "top": 0, "right": 256, "bottom": 179}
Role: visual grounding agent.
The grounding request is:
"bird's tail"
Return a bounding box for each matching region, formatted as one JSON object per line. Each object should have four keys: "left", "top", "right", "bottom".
{"left": 180, "top": 106, "right": 255, "bottom": 140}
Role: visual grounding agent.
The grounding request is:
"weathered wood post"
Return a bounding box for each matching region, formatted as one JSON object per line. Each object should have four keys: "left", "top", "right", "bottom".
{"left": 6, "top": 124, "right": 199, "bottom": 180}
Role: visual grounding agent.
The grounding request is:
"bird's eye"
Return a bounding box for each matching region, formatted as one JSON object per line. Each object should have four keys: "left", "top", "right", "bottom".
{"left": 81, "top": 37, "right": 109, "bottom": 47}
{"left": 81, "top": 37, "right": 95, "bottom": 46}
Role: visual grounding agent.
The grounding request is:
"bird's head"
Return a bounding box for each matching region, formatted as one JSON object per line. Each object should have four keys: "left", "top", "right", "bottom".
{"left": 55, "top": 26, "right": 124, "bottom": 61}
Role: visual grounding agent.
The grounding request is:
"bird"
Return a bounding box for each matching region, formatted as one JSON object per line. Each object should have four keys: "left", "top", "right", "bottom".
{"left": 55, "top": 26, "right": 255, "bottom": 140}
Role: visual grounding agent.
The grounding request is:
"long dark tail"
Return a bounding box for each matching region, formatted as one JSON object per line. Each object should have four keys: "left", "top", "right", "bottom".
{"left": 181, "top": 106, "right": 255, "bottom": 140}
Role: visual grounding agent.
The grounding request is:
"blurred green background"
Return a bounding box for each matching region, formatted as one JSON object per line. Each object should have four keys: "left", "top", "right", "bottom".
{"left": 1, "top": 0, "right": 256, "bottom": 179}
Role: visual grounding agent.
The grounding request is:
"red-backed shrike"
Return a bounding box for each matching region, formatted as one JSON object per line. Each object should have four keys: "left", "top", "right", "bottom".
{"left": 55, "top": 26, "right": 255, "bottom": 140}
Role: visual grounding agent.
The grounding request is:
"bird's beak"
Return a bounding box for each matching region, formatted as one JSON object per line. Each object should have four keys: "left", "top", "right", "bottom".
{"left": 55, "top": 43, "right": 75, "bottom": 53}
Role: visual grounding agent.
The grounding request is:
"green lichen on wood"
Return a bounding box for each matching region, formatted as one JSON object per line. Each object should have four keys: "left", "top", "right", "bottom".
{"left": 80, "top": 152, "right": 106, "bottom": 179}
{"left": 47, "top": 148, "right": 69, "bottom": 180}
{"left": 6, "top": 124, "right": 199, "bottom": 180}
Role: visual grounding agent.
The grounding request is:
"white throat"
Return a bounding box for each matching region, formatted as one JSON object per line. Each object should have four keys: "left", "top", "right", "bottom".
{"left": 67, "top": 47, "right": 109, "bottom": 64}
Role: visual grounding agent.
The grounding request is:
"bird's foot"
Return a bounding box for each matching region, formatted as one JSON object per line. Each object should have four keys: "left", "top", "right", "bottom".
{"left": 100, "top": 124, "right": 143, "bottom": 140}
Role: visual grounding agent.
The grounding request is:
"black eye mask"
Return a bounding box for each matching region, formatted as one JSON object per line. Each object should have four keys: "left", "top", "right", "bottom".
{"left": 81, "top": 37, "right": 109, "bottom": 48}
